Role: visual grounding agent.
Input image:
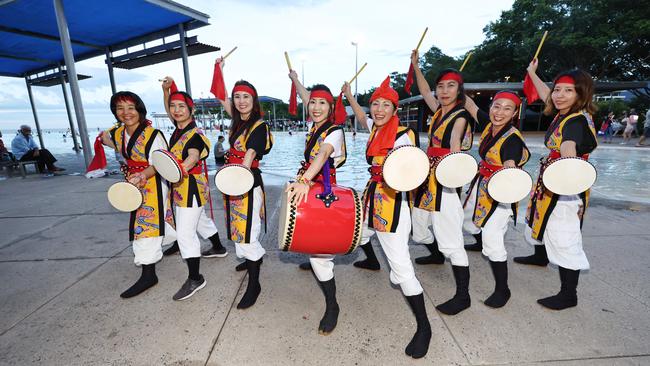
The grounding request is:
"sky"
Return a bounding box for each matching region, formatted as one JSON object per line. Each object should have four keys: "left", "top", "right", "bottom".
{"left": 0, "top": 0, "right": 514, "bottom": 131}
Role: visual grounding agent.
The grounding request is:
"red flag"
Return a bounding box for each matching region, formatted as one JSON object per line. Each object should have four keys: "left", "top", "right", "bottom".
{"left": 170, "top": 80, "right": 179, "bottom": 94}
{"left": 289, "top": 81, "right": 298, "bottom": 115}
{"left": 86, "top": 132, "right": 106, "bottom": 173}
{"left": 523, "top": 74, "right": 539, "bottom": 103}
{"left": 334, "top": 92, "right": 347, "bottom": 125}
{"left": 210, "top": 63, "right": 227, "bottom": 100}
{"left": 404, "top": 63, "right": 415, "bottom": 95}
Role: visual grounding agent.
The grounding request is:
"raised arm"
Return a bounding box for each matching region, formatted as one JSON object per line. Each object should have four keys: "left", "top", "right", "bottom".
{"left": 341, "top": 82, "right": 368, "bottom": 130}
{"left": 526, "top": 58, "right": 550, "bottom": 102}
{"left": 411, "top": 50, "right": 439, "bottom": 113}
{"left": 161, "top": 76, "right": 173, "bottom": 120}
{"left": 288, "top": 70, "right": 311, "bottom": 107}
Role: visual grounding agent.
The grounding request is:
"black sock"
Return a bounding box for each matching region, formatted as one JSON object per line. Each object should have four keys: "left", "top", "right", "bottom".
{"left": 186, "top": 257, "right": 201, "bottom": 281}
{"left": 405, "top": 293, "right": 432, "bottom": 359}
{"left": 120, "top": 264, "right": 158, "bottom": 299}
{"left": 209, "top": 233, "right": 224, "bottom": 250}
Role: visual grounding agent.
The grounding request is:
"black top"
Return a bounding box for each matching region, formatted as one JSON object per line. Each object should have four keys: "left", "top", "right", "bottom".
{"left": 545, "top": 114, "right": 597, "bottom": 156}
{"left": 169, "top": 121, "right": 209, "bottom": 161}
{"left": 476, "top": 109, "right": 490, "bottom": 131}
{"left": 479, "top": 125, "right": 523, "bottom": 163}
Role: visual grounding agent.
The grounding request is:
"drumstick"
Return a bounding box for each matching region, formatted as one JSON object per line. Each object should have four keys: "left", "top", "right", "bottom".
{"left": 533, "top": 30, "right": 549, "bottom": 60}
{"left": 415, "top": 27, "right": 428, "bottom": 51}
{"left": 284, "top": 51, "right": 293, "bottom": 71}
{"left": 459, "top": 52, "right": 473, "bottom": 72}
{"left": 349, "top": 62, "right": 368, "bottom": 84}
{"left": 222, "top": 46, "right": 238, "bottom": 60}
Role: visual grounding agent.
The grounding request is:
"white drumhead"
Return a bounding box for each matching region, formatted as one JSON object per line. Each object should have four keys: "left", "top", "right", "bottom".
{"left": 435, "top": 153, "right": 478, "bottom": 188}
{"left": 487, "top": 168, "right": 533, "bottom": 204}
{"left": 277, "top": 184, "right": 292, "bottom": 250}
{"left": 543, "top": 158, "right": 596, "bottom": 195}
{"left": 214, "top": 164, "right": 254, "bottom": 196}
{"left": 383, "top": 145, "right": 430, "bottom": 191}
{"left": 151, "top": 150, "right": 182, "bottom": 183}
{"left": 107, "top": 182, "right": 143, "bottom": 212}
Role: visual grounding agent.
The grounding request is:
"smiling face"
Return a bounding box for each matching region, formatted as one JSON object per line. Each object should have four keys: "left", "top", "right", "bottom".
{"left": 436, "top": 80, "right": 460, "bottom": 107}
{"left": 551, "top": 83, "right": 578, "bottom": 114}
{"left": 308, "top": 97, "right": 331, "bottom": 124}
{"left": 370, "top": 97, "right": 396, "bottom": 127}
{"left": 233, "top": 91, "right": 254, "bottom": 118}
{"left": 115, "top": 100, "right": 140, "bottom": 128}
{"left": 169, "top": 99, "right": 192, "bottom": 124}
{"left": 489, "top": 98, "right": 518, "bottom": 128}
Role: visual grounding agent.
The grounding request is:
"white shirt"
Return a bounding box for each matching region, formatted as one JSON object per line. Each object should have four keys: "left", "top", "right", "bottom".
{"left": 367, "top": 118, "right": 412, "bottom": 148}
{"left": 308, "top": 122, "right": 344, "bottom": 159}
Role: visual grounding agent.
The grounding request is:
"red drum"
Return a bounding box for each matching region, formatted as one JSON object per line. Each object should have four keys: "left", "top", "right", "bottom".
{"left": 278, "top": 182, "right": 363, "bottom": 255}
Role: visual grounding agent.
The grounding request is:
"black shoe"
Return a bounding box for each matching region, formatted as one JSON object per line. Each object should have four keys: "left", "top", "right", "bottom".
{"left": 172, "top": 275, "right": 206, "bottom": 301}
{"left": 163, "top": 241, "right": 180, "bottom": 256}
{"left": 436, "top": 265, "right": 471, "bottom": 315}
{"left": 202, "top": 246, "right": 228, "bottom": 258}
{"left": 237, "top": 259, "right": 262, "bottom": 309}
{"left": 353, "top": 242, "right": 381, "bottom": 270}
{"left": 120, "top": 264, "right": 158, "bottom": 299}
{"left": 299, "top": 261, "right": 312, "bottom": 270}
{"left": 318, "top": 278, "right": 339, "bottom": 335}
{"left": 538, "top": 266, "right": 579, "bottom": 310}
{"left": 235, "top": 261, "right": 247, "bottom": 272}
{"left": 484, "top": 260, "right": 511, "bottom": 308}
{"left": 404, "top": 294, "right": 432, "bottom": 359}
{"left": 465, "top": 233, "right": 483, "bottom": 252}
{"left": 514, "top": 244, "right": 549, "bottom": 266}
{"left": 415, "top": 240, "right": 445, "bottom": 265}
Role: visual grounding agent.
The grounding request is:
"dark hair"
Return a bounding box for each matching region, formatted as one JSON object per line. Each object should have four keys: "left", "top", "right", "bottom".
{"left": 110, "top": 91, "right": 148, "bottom": 125}
{"left": 434, "top": 68, "right": 466, "bottom": 105}
{"left": 308, "top": 84, "right": 335, "bottom": 122}
{"left": 229, "top": 80, "right": 262, "bottom": 145}
{"left": 491, "top": 89, "right": 521, "bottom": 127}
{"left": 217, "top": 135, "right": 225, "bottom": 141}
{"left": 544, "top": 69, "right": 597, "bottom": 116}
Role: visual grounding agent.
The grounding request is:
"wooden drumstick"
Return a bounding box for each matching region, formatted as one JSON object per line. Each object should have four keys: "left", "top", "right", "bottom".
{"left": 222, "top": 46, "right": 238, "bottom": 60}
{"left": 415, "top": 27, "right": 428, "bottom": 51}
{"left": 349, "top": 62, "right": 368, "bottom": 84}
{"left": 459, "top": 51, "right": 473, "bottom": 72}
{"left": 284, "top": 51, "right": 293, "bottom": 71}
{"left": 533, "top": 30, "right": 549, "bottom": 60}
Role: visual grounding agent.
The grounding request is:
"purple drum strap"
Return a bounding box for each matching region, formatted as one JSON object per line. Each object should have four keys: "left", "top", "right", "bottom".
{"left": 322, "top": 159, "right": 332, "bottom": 196}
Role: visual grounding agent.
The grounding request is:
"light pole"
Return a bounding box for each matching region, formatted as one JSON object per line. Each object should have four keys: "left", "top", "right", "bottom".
{"left": 351, "top": 41, "right": 359, "bottom": 132}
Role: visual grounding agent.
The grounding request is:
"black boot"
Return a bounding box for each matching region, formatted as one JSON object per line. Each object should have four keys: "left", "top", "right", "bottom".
{"left": 353, "top": 242, "right": 381, "bottom": 270}
{"left": 235, "top": 261, "right": 247, "bottom": 272}
{"left": 120, "top": 264, "right": 158, "bottom": 298}
{"left": 484, "top": 260, "right": 511, "bottom": 308}
{"left": 465, "top": 233, "right": 483, "bottom": 252}
{"left": 163, "top": 241, "right": 179, "bottom": 256}
{"left": 537, "top": 266, "right": 579, "bottom": 310}
{"left": 202, "top": 233, "right": 228, "bottom": 258}
{"left": 298, "top": 261, "right": 312, "bottom": 270}
{"left": 237, "top": 259, "right": 262, "bottom": 309}
{"left": 415, "top": 240, "right": 445, "bottom": 265}
{"left": 436, "top": 265, "right": 471, "bottom": 315}
{"left": 317, "top": 278, "right": 339, "bottom": 335}
{"left": 404, "top": 294, "right": 432, "bottom": 359}
{"left": 513, "top": 244, "right": 549, "bottom": 266}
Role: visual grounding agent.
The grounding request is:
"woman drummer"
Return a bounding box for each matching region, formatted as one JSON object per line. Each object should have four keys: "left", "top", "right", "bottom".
{"left": 214, "top": 58, "right": 273, "bottom": 309}
{"left": 101, "top": 91, "right": 176, "bottom": 299}
{"left": 161, "top": 77, "right": 225, "bottom": 301}
{"left": 410, "top": 49, "right": 474, "bottom": 315}
{"left": 345, "top": 77, "right": 431, "bottom": 359}
{"left": 286, "top": 70, "right": 346, "bottom": 335}
{"left": 519, "top": 60, "right": 598, "bottom": 310}
{"left": 462, "top": 91, "right": 530, "bottom": 308}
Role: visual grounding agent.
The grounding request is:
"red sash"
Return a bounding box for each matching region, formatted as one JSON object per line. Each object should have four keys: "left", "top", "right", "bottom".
{"left": 478, "top": 161, "right": 502, "bottom": 178}
{"left": 426, "top": 147, "right": 450, "bottom": 157}
{"left": 226, "top": 148, "right": 259, "bottom": 168}
{"left": 548, "top": 150, "right": 589, "bottom": 161}
{"left": 369, "top": 165, "right": 383, "bottom": 183}
{"left": 125, "top": 160, "right": 149, "bottom": 174}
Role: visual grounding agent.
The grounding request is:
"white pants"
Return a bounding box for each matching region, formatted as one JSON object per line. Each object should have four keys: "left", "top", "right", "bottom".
{"left": 524, "top": 226, "right": 543, "bottom": 246}
{"left": 133, "top": 183, "right": 176, "bottom": 265}
{"left": 234, "top": 186, "right": 266, "bottom": 261}
{"left": 411, "top": 207, "right": 435, "bottom": 244}
{"left": 310, "top": 254, "right": 335, "bottom": 282}
{"left": 175, "top": 197, "right": 205, "bottom": 259}
{"left": 196, "top": 208, "right": 218, "bottom": 240}
{"left": 543, "top": 197, "right": 589, "bottom": 270}
{"left": 413, "top": 188, "right": 468, "bottom": 266}
{"left": 463, "top": 184, "right": 512, "bottom": 262}
{"left": 362, "top": 201, "right": 423, "bottom": 296}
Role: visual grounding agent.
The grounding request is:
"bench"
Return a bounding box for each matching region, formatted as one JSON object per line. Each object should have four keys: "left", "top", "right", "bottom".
{"left": 0, "top": 160, "right": 38, "bottom": 178}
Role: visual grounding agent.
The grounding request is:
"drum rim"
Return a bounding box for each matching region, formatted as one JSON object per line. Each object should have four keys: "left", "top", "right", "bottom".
{"left": 435, "top": 152, "right": 478, "bottom": 188}
{"left": 542, "top": 157, "right": 597, "bottom": 195}
{"left": 152, "top": 149, "right": 182, "bottom": 183}
{"left": 214, "top": 164, "right": 255, "bottom": 196}
{"left": 107, "top": 181, "right": 143, "bottom": 212}
{"left": 383, "top": 145, "right": 429, "bottom": 192}
{"left": 486, "top": 167, "right": 533, "bottom": 203}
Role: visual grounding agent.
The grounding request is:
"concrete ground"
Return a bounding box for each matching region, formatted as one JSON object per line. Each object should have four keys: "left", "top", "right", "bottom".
{"left": 1, "top": 167, "right": 649, "bottom": 366}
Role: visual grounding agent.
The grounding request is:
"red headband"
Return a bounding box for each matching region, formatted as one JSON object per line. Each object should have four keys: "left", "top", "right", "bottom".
{"left": 170, "top": 92, "right": 194, "bottom": 108}
{"left": 232, "top": 85, "right": 257, "bottom": 97}
{"left": 439, "top": 71, "right": 463, "bottom": 84}
{"left": 555, "top": 75, "right": 575, "bottom": 85}
{"left": 370, "top": 76, "right": 399, "bottom": 106}
{"left": 310, "top": 90, "right": 334, "bottom": 104}
{"left": 493, "top": 91, "right": 521, "bottom": 106}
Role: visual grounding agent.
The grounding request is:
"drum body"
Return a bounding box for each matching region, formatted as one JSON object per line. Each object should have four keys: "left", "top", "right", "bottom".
{"left": 151, "top": 149, "right": 183, "bottom": 183}
{"left": 382, "top": 145, "right": 430, "bottom": 192}
{"left": 487, "top": 168, "right": 533, "bottom": 204}
{"left": 435, "top": 152, "right": 478, "bottom": 188}
{"left": 107, "top": 181, "right": 143, "bottom": 212}
{"left": 542, "top": 157, "right": 597, "bottom": 195}
{"left": 278, "top": 182, "right": 363, "bottom": 255}
{"left": 215, "top": 164, "right": 254, "bottom": 196}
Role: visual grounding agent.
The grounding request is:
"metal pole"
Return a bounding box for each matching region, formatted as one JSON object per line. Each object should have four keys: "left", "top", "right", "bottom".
{"left": 301, "top": 60, "right": 306, "bottom": 124}
{"left": 25, "top": 77, "right": 45, "bottom": 149}
{"left": 272, "top": 102, "right": 276, "bottom": 127}
{"left": 178, "top": 23, "right": 192, "bottom": 95}
{"left": 519, "top": 97, "right": 528, "bottom": 130}
{"left": 105, "top": 47, "right": 116, "bottom": 94}
{"left": 352, "top": 42, "right": 358, "bottom": 132}
{"left": 58, "top": 66, "right": 80, "bottom": 152}
{"left": 53, "top": 0, "right": 92, "bottom": 167}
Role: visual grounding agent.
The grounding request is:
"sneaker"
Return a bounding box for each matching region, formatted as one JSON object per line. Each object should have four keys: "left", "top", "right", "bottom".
{"left": 172, "top": 275, "right": 206, "bottom": 301}
{"left": 202, "top": 246, "right": 228, "bottom": 258}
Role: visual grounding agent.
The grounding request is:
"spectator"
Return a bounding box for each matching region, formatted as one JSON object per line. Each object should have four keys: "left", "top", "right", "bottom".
{"left": 11, "top": 125, "right": 65, "bottom": 173}
{"left": 1, "top": 131, "right": 16, "bottom": 162}
{"left": 600, "top": 112, "right": 615, "bottom": 143}
{"left": 622, "top": 109, "right": 638, "bottom": 144}
{"left": 214, "top": 135, "right": 226, "bottom": 167}
{"left": 636, "top": 109, "right": 650, "bottom": 147}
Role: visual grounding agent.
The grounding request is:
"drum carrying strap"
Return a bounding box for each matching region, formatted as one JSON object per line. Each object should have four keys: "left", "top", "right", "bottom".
{"left": 202, "top": 160, "right": 214, "bottom": 220}
{"left": 226, "top": 148, "right": 260, "bottom": 168}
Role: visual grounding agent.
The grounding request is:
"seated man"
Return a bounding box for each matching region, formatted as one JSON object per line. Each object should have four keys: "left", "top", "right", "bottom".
{"left": 214, "top": 135, "right": 226, "bottom": 167}
{"left": 11, "top": 125, "right": 65, "bottom": 173}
